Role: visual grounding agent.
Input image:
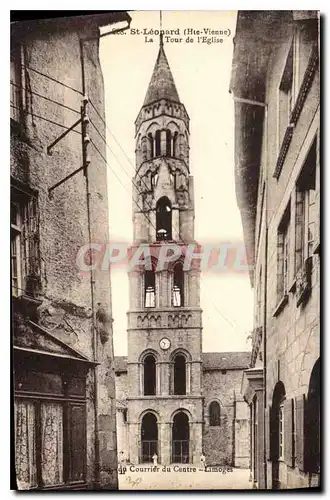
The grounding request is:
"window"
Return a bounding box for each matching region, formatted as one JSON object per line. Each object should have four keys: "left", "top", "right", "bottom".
{"left": 172, "top": 262, "right": 184, "bottom": 307}
{"left": 279, "top": 404, "right": 284, "bottom": 460}
{"left": 10, "top": 45, "right": 22, "bottom": 123}
{"left": 14, "top": 370, "right": 87, "bottom": 490}
{"left": 295, "top": 138, "right": 317, "bottom": 272}
{"left": 156, "top": 197, "right": 172, "bottom": 241}
{"left": 144, "top": 270, "right": 155, "bottom": 308}
{"left": 277, "top": 203, "right": 291, "bottom": 302}
{"left": 143, "top": 355, "right": 156, "bottom": 396}
{"left": 173, "top": 355, "right": 186, "bottom": 395}
{"left": 293, "top": 19, "right": 318, "bottom": 97}
{"left": 209, "top": 401, "right": 221, "bottom": 427}
{"left": 255, "top": 266, "right": 262, "bottom": 327}
{"left": 155, "top": 130, "right": 161, "bottom": 157}
{"left": 148, "top": 133, "right": 154, "bottom": 159}
{"left": 173, "top": 132, "right": 178, "bottom": 158}
{"left": 278, "top": 43, "right": 293, "bottom": 147}
{"left": 166, "top": 130, "right": 172, "bottom": 156}
{"left": 11, "top": 186, "right": 40, "bottom": 298}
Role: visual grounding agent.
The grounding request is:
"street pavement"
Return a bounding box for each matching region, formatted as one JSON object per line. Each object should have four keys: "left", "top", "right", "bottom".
{"left": 118, "top": 465, "right": 252, "bottom": 491}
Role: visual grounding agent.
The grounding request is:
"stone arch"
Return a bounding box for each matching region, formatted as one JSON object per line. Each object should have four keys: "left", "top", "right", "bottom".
{"left": 270, "top": 381, "right": 286, "bottom": 489}
{"left": 140, "top": 411, "right": 159, "bottom": 463}
{"left": 171, "top": 410, "right": 190, "bottom": 463}
{"left": 306, "top": 357, "right": 320, "bottom": 474}
{"left": 146, "top": 121, "right": 161, "bottom": 135}
{"left": 170, "top": 349, "right": 191, "bottom": 396}
{"left": 156, "top": 196, "right": 172, "bottom": 241}
{"left": 139, "top": 349, "right": 160, "bottom": 396}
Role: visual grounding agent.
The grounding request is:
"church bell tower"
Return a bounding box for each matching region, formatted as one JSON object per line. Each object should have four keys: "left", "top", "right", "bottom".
{"left": 126, "top": 35, "right": 203, "bottom": 466}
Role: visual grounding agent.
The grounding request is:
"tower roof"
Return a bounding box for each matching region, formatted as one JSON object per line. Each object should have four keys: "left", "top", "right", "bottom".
{"left": 143, "top": 37, "right": 180, "bottom": 106}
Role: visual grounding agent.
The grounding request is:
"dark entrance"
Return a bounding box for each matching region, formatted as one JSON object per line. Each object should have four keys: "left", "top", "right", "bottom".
{"left": 270, "top": 381, "right": 286, "bottom": 489}
{"left": 141, "top": 413, "right": 158, "bottom": 463}
{"left": 172, "top": 412, "right": 189, "bottom": 463}
{"left": 307, "top": 358, "right": 320, "bottom": 476}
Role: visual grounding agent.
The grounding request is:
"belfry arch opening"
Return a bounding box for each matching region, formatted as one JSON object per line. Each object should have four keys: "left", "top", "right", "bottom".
{"left": 143, "top": 354, "right": 156, "bottom": 395}
{"left": 173, "top": 354, "right": 186, "bottom": 395}
{"left": 148, "top": 133, "right": 154, "bottom": 159}
{"left": 144, "top": 269, "right": 155, "bottom": 307}
{"left": 141, "top": 413, "right": 158, "bottom": 463}
{"left": 156, "top": 197, "right": 172, "bottom": 241}
{"left": 155, "top": 130, "right": 161, "bottom": 157}
{"left": 173, "top": 261, "right": 184, "bottom": 307}
{"left": 172, "top": 412, "right": 189, "bottom": 463}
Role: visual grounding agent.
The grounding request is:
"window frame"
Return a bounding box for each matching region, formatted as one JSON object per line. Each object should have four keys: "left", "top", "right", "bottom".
{"left": 209, "top": 401, "right": 221, "bottom": 427}
{"left": 295, "top": 138, "right": 317, "bottom": 274}
{"left": 11, "top": 184, "right": 40, "bottom": 298}
{"left": 279, "top": 403, "right": 284, "bottom": 461}
{"left": 10, "top": 43, "right": 24, "bottom": 125}
{"left": 277, "top": 202, "right": 291, "bottom": 305}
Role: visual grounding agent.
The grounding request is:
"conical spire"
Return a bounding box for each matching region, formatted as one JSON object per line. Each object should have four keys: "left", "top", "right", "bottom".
{"left": 143, "top": 36, "right": 180, "bottom": 106}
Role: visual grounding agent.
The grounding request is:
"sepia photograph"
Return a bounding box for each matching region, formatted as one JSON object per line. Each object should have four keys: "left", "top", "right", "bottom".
{"left": 10, "top": 9, "right": 320, "bottom": 491}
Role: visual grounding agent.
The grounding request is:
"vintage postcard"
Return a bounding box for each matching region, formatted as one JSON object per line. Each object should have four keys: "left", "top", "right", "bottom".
{"left": 10, "top": 10, "right": 320, "bottom": 491}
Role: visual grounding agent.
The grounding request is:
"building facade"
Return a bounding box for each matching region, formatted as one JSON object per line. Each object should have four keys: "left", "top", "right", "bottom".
{"left": 114, "top": 36, "right": 250, "bottom": 468}
{"left": 230, "top": 11, "right": 320, "bottom": 489}
{"left": 11, "top": 12, "right": 131, "bottom": 490}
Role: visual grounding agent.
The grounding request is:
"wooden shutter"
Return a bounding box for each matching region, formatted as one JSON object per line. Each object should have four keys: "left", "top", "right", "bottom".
{"left": 68, "top": 403, "right": 86, "bottom": 483}
{"left": 284, "top": 398, "right": 294, "bottom": 468}
{"left": 295, "top": 394, "right": 306, "bottom": 471}
{"left": 295, "top": 189, "right": 304, "bottom": 273}
{"left": 277, "top": 232, "right": 284, "bottom": 301}
{"left": 265, "top": 406, "right": 271, "bottom": 461}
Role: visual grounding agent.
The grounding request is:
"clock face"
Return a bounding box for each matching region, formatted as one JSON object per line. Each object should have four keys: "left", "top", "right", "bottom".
{"left": 159, "top": 337, "right": 171, "bottom": 351}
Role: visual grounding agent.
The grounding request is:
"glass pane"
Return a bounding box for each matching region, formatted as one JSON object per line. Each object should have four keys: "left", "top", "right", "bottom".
{"left": 14, "top": 400, "right": 37, "bottom": 490}
{"left": 41, "top": 403, "right": 64, "bottom": 486}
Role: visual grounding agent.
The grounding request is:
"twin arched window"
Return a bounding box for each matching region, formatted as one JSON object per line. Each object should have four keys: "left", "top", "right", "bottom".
{"left": 142, "top": 352, "right": 187, "bottom": 396}
{"left": 209, "top": 401, "right": 221, "bottom": 426}
{"left": 146, "top": 129, "right": 179, "bottom": 159}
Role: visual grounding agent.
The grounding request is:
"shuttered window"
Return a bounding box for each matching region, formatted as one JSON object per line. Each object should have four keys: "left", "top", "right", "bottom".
{"left": 284, "top": 398, "right": 295, "bottom": 468}
{"left": 295, "top": 394, "right": 306, "bottom": 472}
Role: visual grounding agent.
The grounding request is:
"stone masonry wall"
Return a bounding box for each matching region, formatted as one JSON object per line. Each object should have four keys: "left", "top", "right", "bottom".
{"left": 11, "top": 19, "right": 118, "bottom": 489}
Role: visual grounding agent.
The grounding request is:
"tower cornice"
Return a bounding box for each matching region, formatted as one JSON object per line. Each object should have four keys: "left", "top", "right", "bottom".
{"left": 135, "top": 98, "right": 190, "bottom": 138}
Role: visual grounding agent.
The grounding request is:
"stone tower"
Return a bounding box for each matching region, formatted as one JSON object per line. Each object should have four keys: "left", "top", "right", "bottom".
{"left": 126, "top": 36, "right": 203, "bottom": 466}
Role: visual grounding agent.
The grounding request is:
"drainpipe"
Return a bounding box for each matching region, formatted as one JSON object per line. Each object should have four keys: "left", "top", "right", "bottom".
{"left": 263, "top": 104, "right": 269, "bottom": 489}
{"left": 79, "top": 17, "right": 131, "bottom": 489}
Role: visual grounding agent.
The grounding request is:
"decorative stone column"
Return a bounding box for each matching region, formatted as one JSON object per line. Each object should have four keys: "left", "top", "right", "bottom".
{"left": 128, "top": 421, "right": 140, "bottom": 465}
{"left": 190, "top": 421, "right": 203, "bottom": 465}
{"left": 160, "top": 422, "right": 171, "bottom": 465}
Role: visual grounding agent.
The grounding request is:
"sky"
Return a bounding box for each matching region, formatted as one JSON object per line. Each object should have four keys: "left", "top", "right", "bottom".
{"left": 99, "top": 11, "right": 254, "bottom": 356}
